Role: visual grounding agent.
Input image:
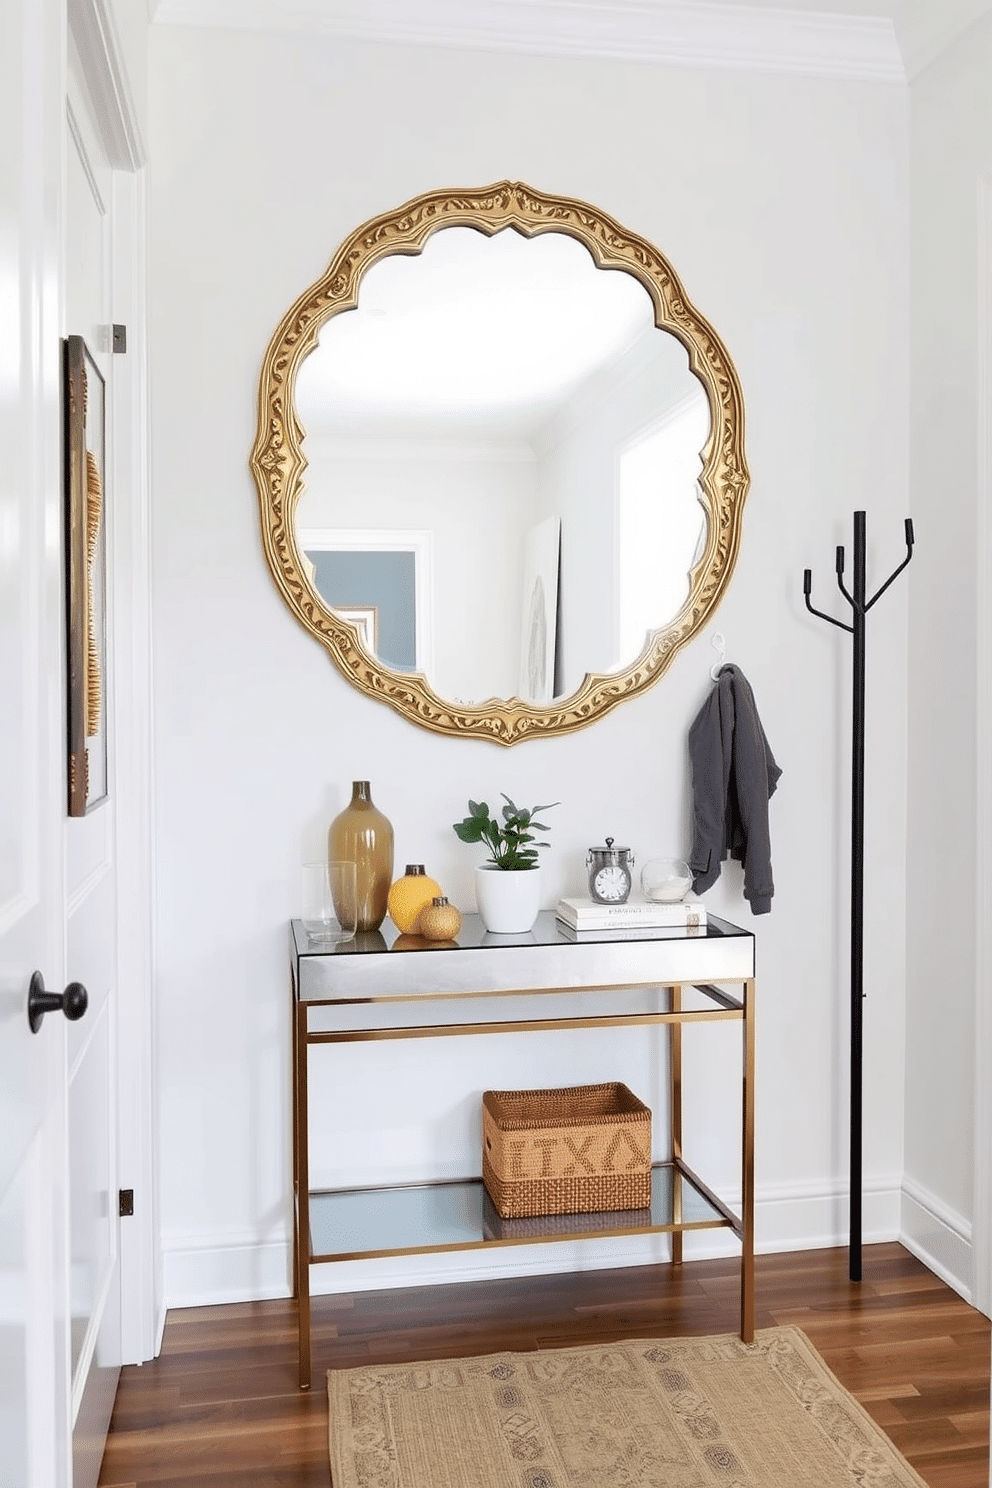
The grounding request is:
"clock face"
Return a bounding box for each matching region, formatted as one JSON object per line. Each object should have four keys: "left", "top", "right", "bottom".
{"left": 592, "top": 864, "right": 630, "bottom": 903}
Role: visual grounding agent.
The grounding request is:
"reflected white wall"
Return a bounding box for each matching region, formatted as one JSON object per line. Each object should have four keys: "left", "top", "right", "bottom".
{"left": 534, "top": 329, "right": 705, "bottom": 694}
{"left": 616, "top": 391, "right": 709, "bottom": 664}
{"left": 298, "top": 436, "right": 534, "bottom": 699}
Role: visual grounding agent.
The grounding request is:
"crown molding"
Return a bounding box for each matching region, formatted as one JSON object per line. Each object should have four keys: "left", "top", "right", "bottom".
{"left": 897, "top": 0, "right": 992, "bottom": 78}
{"left": 69, "top": 0, "right": 147, "bottom": 169}
{"left": 151, "top": 0, "right": 905, "bottom": 81}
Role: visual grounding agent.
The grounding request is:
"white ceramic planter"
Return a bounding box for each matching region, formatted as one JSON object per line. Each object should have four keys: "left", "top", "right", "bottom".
{"left": 474, "top": 864, "right": 542, "bottom": 934}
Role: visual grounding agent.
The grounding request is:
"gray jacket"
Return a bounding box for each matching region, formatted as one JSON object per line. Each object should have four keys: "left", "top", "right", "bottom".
{"left": 687, "top": 664, "right": 782, "bottom": 915}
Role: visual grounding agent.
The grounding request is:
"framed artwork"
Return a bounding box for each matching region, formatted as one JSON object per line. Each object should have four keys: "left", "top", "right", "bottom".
{"left": 64, "top": 334, "right": 108, "bottom": 816}
{"left": 518, "top": 516, "right": 561, "bottom": 704}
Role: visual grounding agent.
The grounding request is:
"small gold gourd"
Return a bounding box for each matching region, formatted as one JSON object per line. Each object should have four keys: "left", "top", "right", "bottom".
{"left": 418, "top": 896, "right": 463, "bottom": 942}
{"left": 387, "top": 864, "right": 442, "bottom": 934}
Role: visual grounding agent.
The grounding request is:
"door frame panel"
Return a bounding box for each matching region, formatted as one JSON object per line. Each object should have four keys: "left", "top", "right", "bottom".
{"left": 67, "top": 0, "right": 158, "bottom": 1385}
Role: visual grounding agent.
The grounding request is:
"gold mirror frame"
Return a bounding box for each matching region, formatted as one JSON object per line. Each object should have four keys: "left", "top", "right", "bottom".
{"left": 251, "top": 181, "right": 749, "bottom": 745}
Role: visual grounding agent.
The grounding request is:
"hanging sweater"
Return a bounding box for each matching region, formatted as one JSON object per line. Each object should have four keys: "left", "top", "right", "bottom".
{"left": 687, "top": 664, "right": 782, "bottom": 915}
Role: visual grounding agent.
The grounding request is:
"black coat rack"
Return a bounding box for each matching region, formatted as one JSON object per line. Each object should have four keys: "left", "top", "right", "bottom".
{"left": 803, "top": 510, "right": 914, "bottom": 1282}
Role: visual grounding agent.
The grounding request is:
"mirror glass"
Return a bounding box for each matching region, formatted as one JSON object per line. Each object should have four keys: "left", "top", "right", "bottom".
{"left": 294, "top": 227, "right": 709, "bottom": 707}
{"left": 252, "top": 181, "right": 749, "bottom": 743}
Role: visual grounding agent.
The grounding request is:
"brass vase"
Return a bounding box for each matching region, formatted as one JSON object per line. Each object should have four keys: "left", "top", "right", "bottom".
{"left": 328, "top": 781, "right": 394, "bottom": 932}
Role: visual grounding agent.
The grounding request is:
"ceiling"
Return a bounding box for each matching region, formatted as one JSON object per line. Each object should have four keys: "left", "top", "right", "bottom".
{"left": 149, "top": 0, "right": 992, "bottom": 81}
{"left": 295, "top": 226, "right": 666, "bottom": 442}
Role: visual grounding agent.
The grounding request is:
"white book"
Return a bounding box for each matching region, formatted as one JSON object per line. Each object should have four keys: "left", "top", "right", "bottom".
{"left": 556, "top": 896, "right": 707, "bottom": 929}
{"left": 556, "top": 920, "right": 707, "bottom": 942}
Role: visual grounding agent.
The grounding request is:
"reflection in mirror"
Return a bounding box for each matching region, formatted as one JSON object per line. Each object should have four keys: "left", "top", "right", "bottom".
{"left": 294, "top": 227, "right": 709, "bottom": 707}
{"left": 298, "top": 529, "right": 433, "bottom": 676}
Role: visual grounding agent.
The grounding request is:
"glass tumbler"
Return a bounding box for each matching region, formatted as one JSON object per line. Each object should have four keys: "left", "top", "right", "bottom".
{"left": 301, "top": 860, "right": 358, "bottom": 943}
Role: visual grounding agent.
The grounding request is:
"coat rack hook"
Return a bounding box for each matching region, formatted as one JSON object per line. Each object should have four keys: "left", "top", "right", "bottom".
{"left": 709, "top": 631, "right": 726, "bottom": 681}
{"left": 866, "top": 517, "right": 916, "bottom": 611}
{"left": 804, "top": 570, "right": 853, "bottom": 634}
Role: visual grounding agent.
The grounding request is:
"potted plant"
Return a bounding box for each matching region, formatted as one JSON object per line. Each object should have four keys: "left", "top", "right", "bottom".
{"left": 453, "top": 795, "right": 558, "bottom": 933}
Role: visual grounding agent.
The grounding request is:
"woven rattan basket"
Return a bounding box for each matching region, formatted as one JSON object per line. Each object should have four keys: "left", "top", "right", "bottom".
{"left": 481, "top": 1082, "right": 652, "bottom": 1219}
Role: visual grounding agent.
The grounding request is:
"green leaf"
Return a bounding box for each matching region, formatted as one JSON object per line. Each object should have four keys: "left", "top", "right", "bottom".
{"left": 453, "top": 817, "right": 485, "bottom": 843}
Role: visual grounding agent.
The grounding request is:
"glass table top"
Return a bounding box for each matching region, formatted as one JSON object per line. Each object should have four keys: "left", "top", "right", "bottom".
{"left": 308, "top": 1163, "right": 733, "bottom": 1260}
{"left": 292, "top": 910, "right": 750, "bottom": 961}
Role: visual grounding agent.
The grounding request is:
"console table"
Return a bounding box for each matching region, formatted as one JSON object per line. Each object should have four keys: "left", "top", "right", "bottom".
{"left": 289, "top": 911, "right": 755, "bottom": 1390}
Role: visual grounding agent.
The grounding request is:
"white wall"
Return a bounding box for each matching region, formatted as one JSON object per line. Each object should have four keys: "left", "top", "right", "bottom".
{"left": 905, "top": 11, "right": 992, "bottom": 1305}
{"left": 148, "top": 27, "right": 911, "bottom": 1303}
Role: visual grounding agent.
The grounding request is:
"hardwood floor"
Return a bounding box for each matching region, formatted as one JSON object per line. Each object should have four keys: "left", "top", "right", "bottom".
{"left": 98, "top": 1243, "right": 990, "bottom": 1488}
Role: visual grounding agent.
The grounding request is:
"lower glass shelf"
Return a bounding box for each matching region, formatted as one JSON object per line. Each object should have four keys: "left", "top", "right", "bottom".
{"left": 308, "top": 1162, "right": 735, "bottom": 1262}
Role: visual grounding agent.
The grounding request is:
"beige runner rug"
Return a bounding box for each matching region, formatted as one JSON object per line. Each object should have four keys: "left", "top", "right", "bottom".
{"left": 327, "top": 1325, "right": 927, "bottom": 1488}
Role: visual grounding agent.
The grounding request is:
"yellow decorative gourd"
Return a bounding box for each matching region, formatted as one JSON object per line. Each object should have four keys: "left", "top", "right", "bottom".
{"left": 387, "top": 865, "right": 442, "bottom": 934}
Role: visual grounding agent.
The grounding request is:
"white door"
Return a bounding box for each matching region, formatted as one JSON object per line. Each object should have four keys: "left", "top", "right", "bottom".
{"left": 1, "top": 4, "right": 134, "bottom": 1484}
{"left": 62, "top": 46, "right": 124, "bottom": 1488}
{"left": 0, "top": 0, "right": 73, "bottom": 1484}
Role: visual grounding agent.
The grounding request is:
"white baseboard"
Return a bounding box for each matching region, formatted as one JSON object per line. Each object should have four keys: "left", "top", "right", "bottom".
{"left": 163, "top": 1234, "right": 295, "bottom": 1308}
{"left": 899, "top": 1176, "right": 974, "bottom": 1305}
{"left": 162, "top": 1175, "right": 904, "bottom": 1308}
{"left": 683, "top": 1174, "right": 902, "bottom": 1260}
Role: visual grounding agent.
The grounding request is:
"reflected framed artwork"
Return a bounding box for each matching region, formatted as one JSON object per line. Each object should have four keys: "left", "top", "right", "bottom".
{"left": 518, "top": 516, "right": 561, "bottom": 704}
{"left": 298, "top": 528, "right": 433, "bottom": 676}
{"left": 63, "top": 334, "right": 108, "bottom": 816}
{"left": 335, "top": 606, "right": 379, "bottom": 654}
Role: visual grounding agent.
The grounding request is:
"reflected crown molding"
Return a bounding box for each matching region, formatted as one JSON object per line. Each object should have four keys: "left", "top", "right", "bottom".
{"left": 152, "top": 0, "right": 904, "bottom": 80}
{"left": 896, "top": 0, "right": 992, "bottom": 77}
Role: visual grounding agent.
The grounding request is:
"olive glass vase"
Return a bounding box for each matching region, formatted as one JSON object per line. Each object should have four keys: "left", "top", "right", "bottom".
{"left": 328, "top": 781, "right": 394, "bottom": 932}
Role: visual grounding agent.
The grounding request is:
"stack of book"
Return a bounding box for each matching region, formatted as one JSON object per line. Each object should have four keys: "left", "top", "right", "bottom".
{"left": 555, "top": 896, "right": 707, "bottom": 938}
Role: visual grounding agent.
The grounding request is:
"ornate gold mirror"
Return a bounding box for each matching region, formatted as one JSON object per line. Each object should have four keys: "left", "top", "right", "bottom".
{"left": 251, "top": 182, "right": 749, "bottom": 744}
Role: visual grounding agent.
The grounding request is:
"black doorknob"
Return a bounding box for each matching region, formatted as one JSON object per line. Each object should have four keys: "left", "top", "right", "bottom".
{"left": 27, "top": 971, "right": 89, "bottom": 1035}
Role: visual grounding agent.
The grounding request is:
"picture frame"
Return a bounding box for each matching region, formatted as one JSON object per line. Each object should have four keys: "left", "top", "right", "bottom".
{"left": 64, "top": 334, "right": 108, "bottom": 816}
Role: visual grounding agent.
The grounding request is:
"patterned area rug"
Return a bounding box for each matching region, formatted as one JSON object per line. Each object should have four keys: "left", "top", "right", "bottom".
{"left": 327, "top": 1325, "right": 928, "bottom": 1487}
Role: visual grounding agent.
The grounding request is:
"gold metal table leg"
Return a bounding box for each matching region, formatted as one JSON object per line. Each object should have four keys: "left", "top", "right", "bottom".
{"left": 670, "top": 983, "right": 683, "bottom": 1267}
{"left": 291, "top": 977, "right": 299, "bottom": 1298}
{"left": 741, "top": 977, "right": 756, "bottom": 1343}
{"left": 296, "top": 1007, "right": 313, "bottom": 1389}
